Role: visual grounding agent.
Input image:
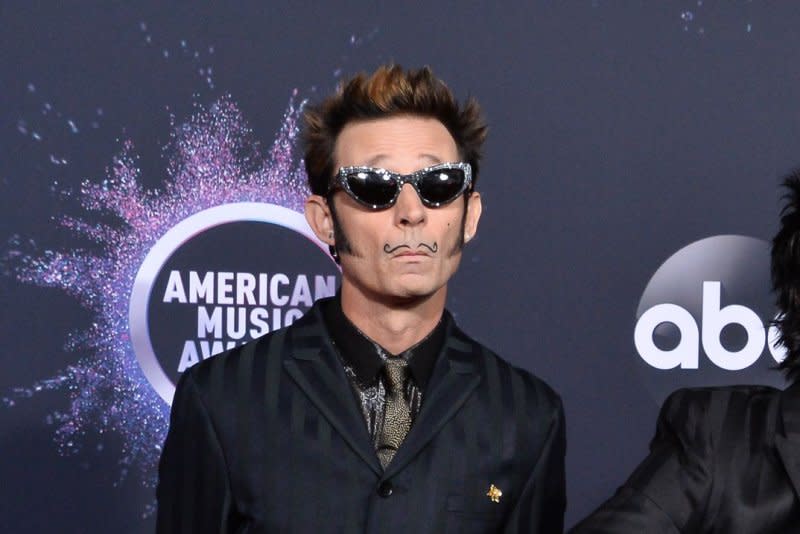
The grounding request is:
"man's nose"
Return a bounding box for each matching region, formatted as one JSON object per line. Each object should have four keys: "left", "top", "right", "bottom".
{"left": 393, "top": 184, "right": 426, "bottom": 226}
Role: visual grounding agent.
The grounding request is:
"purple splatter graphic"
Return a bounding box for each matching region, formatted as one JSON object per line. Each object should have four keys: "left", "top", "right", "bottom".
{"left": 3, "top": 94, "right": 309, "bottom": 494}
{"left": 138, "top": 21, "right": 217, "bottom": 89}
{"left": 1, "top": 20, "right": 380, "bottom": 519}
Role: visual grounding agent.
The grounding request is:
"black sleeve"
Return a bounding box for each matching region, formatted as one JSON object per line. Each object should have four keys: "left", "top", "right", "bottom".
{"left": 570, "top": 389, "right": 716, "bottom": 534}
{"left": 156, "top": 372, "right": 234, "bottom": 534}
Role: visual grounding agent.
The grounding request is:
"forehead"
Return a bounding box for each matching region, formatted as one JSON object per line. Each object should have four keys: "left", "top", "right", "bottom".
{"left": 333, "top": 115, "right": 459, "bottom": 171}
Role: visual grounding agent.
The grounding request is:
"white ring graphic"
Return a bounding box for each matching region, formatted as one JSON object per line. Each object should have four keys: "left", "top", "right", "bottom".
{"left": 129, "top": 202, "right": 334, "bottom": 405}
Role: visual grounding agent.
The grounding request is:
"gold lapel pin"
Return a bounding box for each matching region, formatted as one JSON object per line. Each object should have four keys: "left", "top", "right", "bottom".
{"left": 486, "top": 484, "right": 502, "bottom": 503}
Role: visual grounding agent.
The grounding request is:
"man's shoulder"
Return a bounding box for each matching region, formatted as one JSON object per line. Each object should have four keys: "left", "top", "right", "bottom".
{"left": 449, "top": 322, "right": 562, "bottom": 415}
{"left": 657, "top": 384, "right": 783, "bottom": 446}
{"left": 662, "top": 384, "right": 781, "bottom": 415}
{"left": 180, "top": 307, "right": 320, "bottom": 391}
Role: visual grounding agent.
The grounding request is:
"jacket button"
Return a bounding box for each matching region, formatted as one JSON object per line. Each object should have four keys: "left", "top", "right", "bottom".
{"left": 377, "top": 480, "right": 393, "bottom": 498}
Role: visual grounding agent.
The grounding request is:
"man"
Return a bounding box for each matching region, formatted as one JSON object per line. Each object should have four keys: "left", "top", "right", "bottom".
{"left": 156, "top": 65, "right": 565, "bottom": 533}
{"left": 571, "top": 173, "right": 800, "bottom": 533}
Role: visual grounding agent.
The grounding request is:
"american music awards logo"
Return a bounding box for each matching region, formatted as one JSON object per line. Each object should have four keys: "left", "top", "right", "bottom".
{"left": 0, "top": 21, "right": 376, "bottom": 496}
{"left": 130, "top": 203, "right": 339, "bottom": 404}
{"left": 3, "top": 94, "right": 339, "bottom": 484}
{"left": 633, "top": 235, "right": 787, "bottom": 403}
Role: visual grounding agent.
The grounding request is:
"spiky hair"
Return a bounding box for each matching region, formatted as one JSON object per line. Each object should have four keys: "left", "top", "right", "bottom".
{"left": 302, "top": 65, "right": 487, "bottom": 196}
{"left": 772, "top": 170, "right": 800, "bottom": 380}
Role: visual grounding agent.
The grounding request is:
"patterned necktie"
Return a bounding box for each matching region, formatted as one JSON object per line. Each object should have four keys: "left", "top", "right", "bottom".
{"left": 376, "top": 357, "right": 412, "bottom": 468}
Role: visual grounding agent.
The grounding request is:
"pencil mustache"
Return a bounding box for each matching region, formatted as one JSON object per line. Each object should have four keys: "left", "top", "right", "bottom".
{"left": 383, "top": 242, "right": 438, "bottom": 254}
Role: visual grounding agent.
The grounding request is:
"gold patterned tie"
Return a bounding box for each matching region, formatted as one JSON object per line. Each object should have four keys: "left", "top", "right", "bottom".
{"left": 376, "top": 357, "right": 412, "bottom": 468}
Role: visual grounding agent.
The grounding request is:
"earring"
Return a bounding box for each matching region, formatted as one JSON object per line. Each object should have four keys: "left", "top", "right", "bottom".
{"left": 329, "top": 244, "right": 340, "bottom": 264}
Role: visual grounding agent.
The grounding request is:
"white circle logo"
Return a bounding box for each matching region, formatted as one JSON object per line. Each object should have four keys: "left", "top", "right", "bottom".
{"left": 129, "top": 202, "right": 338, "bottom": 404}
{"left": 633, "top": 235, "right": 787, "bottom": 403}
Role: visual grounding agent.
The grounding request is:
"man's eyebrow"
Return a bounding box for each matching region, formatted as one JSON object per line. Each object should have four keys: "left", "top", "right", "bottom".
{"left": 363, "top": 153, "right": 444, "bottom": 169}
{"left": 418, "top": 153, "right": 443, "bottom": 165}
{"left": 364, "top": 154, "right": 389, "bottom": 167}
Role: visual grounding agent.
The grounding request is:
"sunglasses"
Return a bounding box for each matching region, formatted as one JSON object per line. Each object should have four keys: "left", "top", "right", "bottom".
{"left": 330, "top": 162, "right": 472, "bottom": 210}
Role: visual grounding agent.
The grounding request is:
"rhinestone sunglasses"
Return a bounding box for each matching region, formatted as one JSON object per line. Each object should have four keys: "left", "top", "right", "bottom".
{"left": 329, "top": 162, "right": 472, "bottom": 210}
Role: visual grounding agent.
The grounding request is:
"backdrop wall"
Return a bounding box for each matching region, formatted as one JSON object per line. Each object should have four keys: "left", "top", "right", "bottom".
{"left": 1, "top": 3, "right": 795, "bottom": 531}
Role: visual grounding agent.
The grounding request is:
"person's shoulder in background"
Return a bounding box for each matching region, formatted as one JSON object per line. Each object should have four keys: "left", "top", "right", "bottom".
{"left": 570, "top": 384, "right": 783, "bottom": 534}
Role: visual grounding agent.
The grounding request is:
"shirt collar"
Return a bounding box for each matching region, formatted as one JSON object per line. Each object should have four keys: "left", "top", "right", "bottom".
{"left": 319, "top": 295, "right": 448, "bottom": 390}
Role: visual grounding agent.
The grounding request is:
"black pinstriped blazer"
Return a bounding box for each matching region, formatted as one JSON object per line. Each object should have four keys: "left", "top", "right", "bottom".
{"left": 571, "top": 384, "right": 800, "bottom": 533}
{"left": 156, "top": 298, "right": 566, "bottom": 533}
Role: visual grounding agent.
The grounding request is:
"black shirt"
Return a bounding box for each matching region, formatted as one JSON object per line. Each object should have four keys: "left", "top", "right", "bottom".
{"left": 319, "top": 296, "right": 448, "bottom": 447}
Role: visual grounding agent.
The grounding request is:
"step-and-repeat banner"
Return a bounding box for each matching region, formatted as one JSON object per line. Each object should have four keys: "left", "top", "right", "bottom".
{"left": 1, "top": 3, "right": 794, "bottom": 531}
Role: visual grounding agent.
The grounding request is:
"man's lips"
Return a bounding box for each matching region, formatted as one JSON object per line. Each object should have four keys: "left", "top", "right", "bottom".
{"left": 394, "top": 250, "right": 430, "bottom": 258}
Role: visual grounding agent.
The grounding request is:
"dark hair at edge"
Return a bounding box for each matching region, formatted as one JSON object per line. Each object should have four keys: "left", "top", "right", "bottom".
{"left": 301, "top": 64, "right": 488, "bottom": 196}
{"left": 772, "top": 170, "right": 800, "bottom": 381}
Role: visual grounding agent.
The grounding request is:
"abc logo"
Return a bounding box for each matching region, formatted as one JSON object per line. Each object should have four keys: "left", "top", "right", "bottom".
{"left": 633, "top": 235, "right": 786, "bottom": 403}
{"left": 635, "top": 281, "right": 783, "bottom": 370}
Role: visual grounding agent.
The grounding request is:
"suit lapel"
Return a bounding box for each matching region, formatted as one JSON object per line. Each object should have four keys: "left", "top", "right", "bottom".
{"left": 382, "top": 327, "right": 481, "bottom": 480}
{"left": 282, "top": 308, "right": 383, "bottom": 477}
{"left": 776, "top": 382, "right": 800, "bottom": 500}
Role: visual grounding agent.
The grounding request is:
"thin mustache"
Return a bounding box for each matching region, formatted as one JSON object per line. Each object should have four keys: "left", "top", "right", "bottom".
{"left": 383, "top": 242, "right": 438, "bottom": 254}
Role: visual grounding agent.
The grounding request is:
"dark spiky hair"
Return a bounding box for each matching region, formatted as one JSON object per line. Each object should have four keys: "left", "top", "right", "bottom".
{"left": 302, "top": 64, "right": 487, "bottom": 196}
{"left": 772, "top": 170, "right": 800, "bottom": 380}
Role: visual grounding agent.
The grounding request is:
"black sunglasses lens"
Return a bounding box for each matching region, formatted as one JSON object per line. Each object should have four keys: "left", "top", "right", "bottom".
{"left": 345, "top": 170, "right": 398, "bottom": 207}
{"left": 417, "top": 168, "right": 466, "bottom": 204}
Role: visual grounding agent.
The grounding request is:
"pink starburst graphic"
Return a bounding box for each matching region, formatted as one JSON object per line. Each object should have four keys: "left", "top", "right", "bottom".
{"left": 3, "top": 93, "right": 310, "bottom": 490}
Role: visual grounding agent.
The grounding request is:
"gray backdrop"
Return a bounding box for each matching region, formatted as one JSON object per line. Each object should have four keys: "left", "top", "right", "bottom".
{"left": 0, "top": 2, "right": 793, "bottom": 531}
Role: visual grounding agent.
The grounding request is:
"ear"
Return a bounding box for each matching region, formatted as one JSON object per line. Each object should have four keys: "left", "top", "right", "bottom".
{"left": 305, "top": 194, "right": 335, "bottom": 246}
{"left": 463, "top": 192, "right": 482, "bottom": 243}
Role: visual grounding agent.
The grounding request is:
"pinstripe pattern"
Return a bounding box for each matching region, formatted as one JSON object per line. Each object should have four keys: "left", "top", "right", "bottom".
{"left": 156, "top": 298, "right": 565, "bottom": 533}
{"left": 571, "top": 384, "right": 800, "bottom": 534}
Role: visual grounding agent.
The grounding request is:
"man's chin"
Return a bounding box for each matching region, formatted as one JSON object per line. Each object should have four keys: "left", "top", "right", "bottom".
{"left": 384, "top": 283, "right": 446, "bottom": 306}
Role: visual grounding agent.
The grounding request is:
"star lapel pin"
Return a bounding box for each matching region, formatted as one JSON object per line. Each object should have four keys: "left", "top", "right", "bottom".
{"left": 486, "top": 484, "right": 502, "bottom": 503}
